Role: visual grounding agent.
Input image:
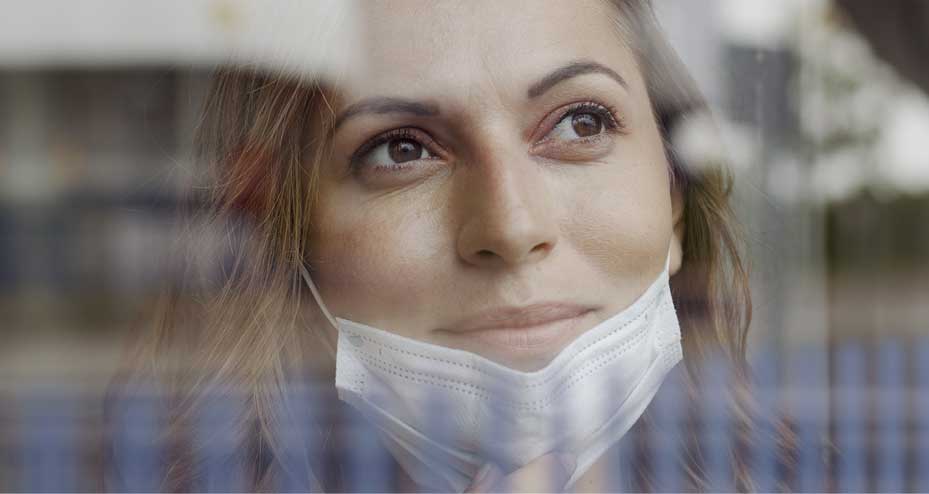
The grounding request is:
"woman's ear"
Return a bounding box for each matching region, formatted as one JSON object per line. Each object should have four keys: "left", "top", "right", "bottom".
{"left": 670, "top": 184, "right": 685, "bottom": 276}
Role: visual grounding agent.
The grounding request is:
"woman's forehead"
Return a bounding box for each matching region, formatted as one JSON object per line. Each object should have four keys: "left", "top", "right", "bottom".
{"left": 338, "top": 0, "right": 640, "bottom": 105}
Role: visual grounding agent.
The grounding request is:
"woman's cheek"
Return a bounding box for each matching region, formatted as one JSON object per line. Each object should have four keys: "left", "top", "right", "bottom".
{"left": 564, "top": 162, "right": 672, "bottom": 285}
{"left": 309, "top": 196, "right": 450, "bottom": 328}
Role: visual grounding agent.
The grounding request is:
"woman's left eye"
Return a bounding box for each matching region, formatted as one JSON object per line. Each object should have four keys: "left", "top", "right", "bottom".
{"left": 544, "top": 103, "right": 621, "bottom": 143}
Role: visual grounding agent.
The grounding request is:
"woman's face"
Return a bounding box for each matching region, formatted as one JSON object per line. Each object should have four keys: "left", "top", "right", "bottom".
{"left": 308, "top": 0, "right": 682, "bottom": 371}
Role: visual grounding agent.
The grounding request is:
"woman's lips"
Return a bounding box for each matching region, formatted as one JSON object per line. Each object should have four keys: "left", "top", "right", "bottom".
{"left": 440, "top": 303, "right": 598, "bottom": 358}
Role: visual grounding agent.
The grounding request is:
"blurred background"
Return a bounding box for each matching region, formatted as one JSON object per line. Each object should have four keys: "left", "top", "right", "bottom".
{"left": 0, "top": 0, "right": 926, "bottom": 491}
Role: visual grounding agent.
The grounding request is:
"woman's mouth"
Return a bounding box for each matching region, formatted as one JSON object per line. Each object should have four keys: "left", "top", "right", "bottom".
{"left": 437, "top": 303, "right": 599, "bottom": 369}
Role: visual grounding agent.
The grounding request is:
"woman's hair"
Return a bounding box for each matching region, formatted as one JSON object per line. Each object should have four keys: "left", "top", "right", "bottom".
{"left": 110, "top": 0, "right": 783, "bottom": 491}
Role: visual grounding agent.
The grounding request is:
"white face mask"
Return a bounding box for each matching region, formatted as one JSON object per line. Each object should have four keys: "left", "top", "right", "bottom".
{"left": 299, "top": 251, "right": 683, "bottom": 492}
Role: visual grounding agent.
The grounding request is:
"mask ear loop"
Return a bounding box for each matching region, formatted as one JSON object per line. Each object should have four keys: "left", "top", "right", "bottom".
{"left": 663, "top": 243, "right": 673, "bottom": 274}
{"left": 298, "top": 262, "right": 339, "bottom": 357}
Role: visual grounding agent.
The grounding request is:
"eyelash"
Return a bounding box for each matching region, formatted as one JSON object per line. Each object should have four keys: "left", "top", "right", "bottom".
{"left": 552, "top": 101, "right": 625, "bottom": 136}
{"left": 349, "top": 100, "right": 625, "bottom": 172}
{"left": 349, "top": 128, "right": 435, "bottom": 169}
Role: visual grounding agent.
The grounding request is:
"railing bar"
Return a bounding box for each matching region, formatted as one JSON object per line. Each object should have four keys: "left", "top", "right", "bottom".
{"left": 195, "top": 387, "right": 248, "bottom": 492}
{"left": 17, "top": 386, "right": 82, "bottom": 492}
{"left": 106, "top": 380, "right": 164, "bottom": 492}
{"left": 914, "top": 339, "right": 929, "bottom": 492}
{"left": 650, "top": 365, "right": 685, "bottom": 492}
{"left": 790, "top": 345, "right": 827, "bottom": 492}
{"left": 876, "top": 339, "right": 905, "bottom": 492}
{"left": 835, "top": 341, "right": 867, "bottom": 493}
{"left": 700, "top": 353, "right": 733, "bottom": 492}
{"left": 750, "top": 348, "right": 779, "bottom": 492}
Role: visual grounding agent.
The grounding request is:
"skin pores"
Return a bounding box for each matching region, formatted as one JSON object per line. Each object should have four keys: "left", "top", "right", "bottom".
{"left": 307, "top": 0, "right": 682, "bottom": 372}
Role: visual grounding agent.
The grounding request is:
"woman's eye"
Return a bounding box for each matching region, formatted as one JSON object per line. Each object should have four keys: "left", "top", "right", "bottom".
{"left": 530, "top": 103, "right": 622, "bottom": 161}
{"left": 386, "top": 138, "right": 428, "bottom": 163}
{"left": 549, "top": 110, "right": 606, "bottom": 141}
{"left": 354, "top": 133, "right": 438, "bottom": 170}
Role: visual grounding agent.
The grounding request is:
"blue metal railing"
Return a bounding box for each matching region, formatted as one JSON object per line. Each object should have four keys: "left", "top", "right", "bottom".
{"left": 5, "top": 338, "right": 929, "bottom": 492}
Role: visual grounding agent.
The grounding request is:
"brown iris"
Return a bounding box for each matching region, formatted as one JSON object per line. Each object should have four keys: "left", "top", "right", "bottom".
{"left": 571, "top": 112, "right": 602, "bottom": 137}
{"left": 387, "top": 138, "right": 423, "bottom": 163}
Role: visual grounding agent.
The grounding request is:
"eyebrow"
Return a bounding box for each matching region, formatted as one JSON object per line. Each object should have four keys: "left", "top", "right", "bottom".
{"left": 332, "top": 98, "right": 440, "bottom": 133}
{"left": 527, "top": 60, "right": 628, "bottom": 99}
{"left": 331, "top": 60, "right": 627, "bottom": 133}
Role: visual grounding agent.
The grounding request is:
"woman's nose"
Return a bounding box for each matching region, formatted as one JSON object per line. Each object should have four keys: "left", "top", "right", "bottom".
{"left": 455, "top": 150, "right": 559, "bottom": 269}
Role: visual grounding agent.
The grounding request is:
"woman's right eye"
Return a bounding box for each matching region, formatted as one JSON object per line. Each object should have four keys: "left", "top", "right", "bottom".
{"left": 351, "top": 129, "right": 442, "bottom": 176}
{"left": 366, "top": 138, "right": 435, "bottom": 166}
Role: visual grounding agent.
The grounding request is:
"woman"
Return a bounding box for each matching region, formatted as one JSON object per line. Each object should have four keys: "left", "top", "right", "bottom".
{"left": 108, "top": 0, "right": 765, "bottom": 491}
